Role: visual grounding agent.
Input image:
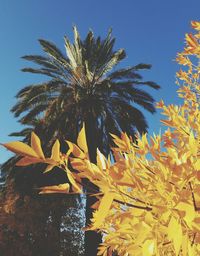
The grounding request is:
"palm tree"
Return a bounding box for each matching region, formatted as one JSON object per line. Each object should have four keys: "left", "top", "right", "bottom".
{"left": 10, "top": 27, "right": 160, "bottom": 255}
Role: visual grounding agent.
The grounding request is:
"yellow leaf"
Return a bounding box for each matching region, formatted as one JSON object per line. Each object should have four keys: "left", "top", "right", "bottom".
{"left": 51, "top": 139, "right": 60, "bottom": 161}
{"left": 189, "top": 132, "right": 198, "bottom": 155}
{"left": 39, "top": 183, "right": 70, "bottom": 194}
{"left": 2, "top": 141, "right": 38, "bottom": 158}
{"left": 142, "top": 240, "right": 155, "bottom": 256}
{"left": 70, "top": 158, "right": 86, "bottom": 171}
{"left": 191, "top": 21, "right": 200, "bottom": 31}
{"left": 181, "top": 234, "right": 188, "bottom": 256}
{"left": 110, "top": 133, "right": 127, "bottom": 150}
{"left": 109, "top": 165, "right": 123, "bottom": 180}
{"left": 44, "top": 164, "right": 55, "bottom": 173}
{"left": 92, "top": 192, "right": 114, "bottom": 229}
{"left": 134, "top": 222, "right": 151, "bottom": 244}
{"left": 67, "top": 170, "right": 82, "bottom": 193}
{"left": 194, "top": 159, "right": 200, "bottom": 170}
{"left": 97, "top": 148, "right": 107, "bottom": 170}
{"left": 16, "top": 156, "right": 44, "bottom": 166}
{"left": 188, "top": 240, "right": 196, "bottom": 256}
{"left": 77, "top": 123, "right": 88, "bottom": 153}
{"left": 176, "top": 202, "right": 195, "bottom": 225}
{"left": 121, "top": 132, "right": 131, "bottom": 150}
{"left": 66, "top": 141, "right": 86, "bottom": 159}
{"left": 168, "top": 216, "right": 182, "bottom": 255}
{"left": 31, "top": 132, "right": 45, "bottom": 159}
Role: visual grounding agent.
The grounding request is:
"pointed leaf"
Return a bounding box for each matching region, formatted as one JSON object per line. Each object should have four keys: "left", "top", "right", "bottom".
{"left": 51, "top": 139, "right": 60, "bottom": 161}
{"left": 39, "top": 183, "right": 70, "bottom": 194}
{"left": 2, "top": 141, "right": 38, "bottom": 158}
{"left": 142, "top": 240, "right": 155, "bottom": 256}
{"left": 67, "top": 170, "right": 82, "bottom": 193}
{"left": 31, "top": 132, "right": 45, "bottom": 159}
{"left": 66, "top": 141, "right": 86, "bottom": 159}
{"left": 97, "top": 148, "right": 107, "bottom": 170}
{"left": 176, "top": 202, "right": 195, "bottom": 225}
{"left": 92, "top": 192, "right": 114, "bottom": 228}
{"left": 168, "top": 216, "right": 182, "bottom": 255}
{"left": 44, "top": 164, "right": 55, "bottom": 173}
{"left": 16, "top": 156, "right": 44, "bottom": 166}
{"left": 77, "top": 123, "right": 88, "bottom": 153}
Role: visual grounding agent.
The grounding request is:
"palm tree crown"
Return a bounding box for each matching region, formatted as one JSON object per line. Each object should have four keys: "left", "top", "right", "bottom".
{"left": 12, "top": 27, "right": 160, "bottom": 155}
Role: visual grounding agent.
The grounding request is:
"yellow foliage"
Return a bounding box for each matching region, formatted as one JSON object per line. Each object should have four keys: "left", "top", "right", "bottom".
{"left": 2, "top": 21, "right": 200, "bottom": 255}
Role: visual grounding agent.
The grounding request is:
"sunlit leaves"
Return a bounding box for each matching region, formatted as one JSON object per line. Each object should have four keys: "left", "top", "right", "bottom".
{"left": 2, "top": 140, "right": 38, "bottom": 158}
{"left": 168, "top": 216, "right": 182, "bottom": 255}
{"left": 66, "top": 169, "right": 82, "bottom": 193}
{"left": 31, "top": 132, "right": 45, "bottom": 159}
{"left": 191, "top": 21, "right": 200, "bottom": 31}
{"left": 1, "top": 21, "right": 200, "bottom": 256}
{"left": 2, "top": 132, "right": 64, "bottom": 172}
{"left": 44, "top": 139, "right": 62, "bottom": 173}
{"left": 142, "top": 240, "right": 155, "bottom": 256}
{"left": 91, "top": 192, "right": 114, "bottom": 229}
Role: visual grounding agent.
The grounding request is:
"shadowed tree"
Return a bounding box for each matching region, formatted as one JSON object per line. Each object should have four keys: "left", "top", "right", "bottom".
{"left": 1, "top": 121, "right": 85, "bottom": 256}
{"left": 6, "top": 27, "right": 160, "bottom": 255}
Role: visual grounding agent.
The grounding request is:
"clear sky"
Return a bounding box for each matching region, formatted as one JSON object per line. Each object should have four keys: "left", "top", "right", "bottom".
{"left": 0, "top": 0, "right": 199, "bottom": 163}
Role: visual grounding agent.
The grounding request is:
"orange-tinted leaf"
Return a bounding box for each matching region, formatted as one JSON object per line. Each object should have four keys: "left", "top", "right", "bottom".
{"left": 191, "top": 21, "right": 200, "bottom": 30}
{"left": 66, "top": 141, "right": 86, "bottom": 159}
{"left": 39, "top": 183, "right": 70, "bottom": 194}
{"left": 51, "top": 139, "right": 60, "bottom": 161}
{"left": 77, "top": 123, "right": 88, "bottom": 153}
{"left": 44, "top": 164, "right": 55, "bottom": 173}
{"left": 92, "top": 192, "right": 114, "bottom": 229}
{"left": 2, "top": 141, "right": 38, "bottom": 158}
{"left": 16, "top": 156, "right": 44, "bottom": 166}
{"left": 67, "top": 170, "right": 82, "bottom": 193}
{"left": 31, "top": 132, "right": 45, "bottom": 159}
{"left": 97, "top": 148, "right": 107, "bottom": 170}
{"left": 70, "top": 158, "right": 86, "bottom": 171}
{"left": 176, "top": 202, "right": 195, "bottom": 225}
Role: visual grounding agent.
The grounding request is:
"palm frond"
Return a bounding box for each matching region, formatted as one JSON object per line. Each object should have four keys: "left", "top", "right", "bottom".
{"left": 9, "top": 128, "right": 33, "bottom": 137}
{"left": 133, "top": 63, "right": 152, "bottom": 70}
{"left": 38, "top": 39, "right": 68, "bottom": 65}
{"left": 22, "top": 55, "right": 61, "bottom": 71}
{"left": 95, "top": 49, "right": 126, "bottom": 80}
{"left": 111, "top": 99, "right": 148, "bottom": 134}
{"left": 21, "top": 67, "right": 59, "bottom": 78}
{"left": 19, "top": 104, "right": 48, "bottom": 124}
{"left": 107, "top": 67, "right": 142, "bottom": 80}
{"left": 135, "top": 81, "right": 160, "bottom": 89}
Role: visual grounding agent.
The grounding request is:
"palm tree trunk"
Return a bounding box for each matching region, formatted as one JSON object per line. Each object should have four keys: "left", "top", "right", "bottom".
{"left": 84, "top": 115, "right": 102, "bottom": 256}
{"left": 85, "top": 183, "right": 102, "bottom": 255}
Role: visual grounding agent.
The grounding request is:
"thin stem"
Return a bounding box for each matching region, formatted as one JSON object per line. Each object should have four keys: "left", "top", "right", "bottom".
{"left": 191, "top": 233, "right": 196, "bottom": 246}
{"left": 118, "top": 190, "right": 151, "bottom": 206}
{"left": 113, "top": 198, "right": 152, "bottom": 211}
{"left": 189, "top": 182, "right": 200, "bottom": 211}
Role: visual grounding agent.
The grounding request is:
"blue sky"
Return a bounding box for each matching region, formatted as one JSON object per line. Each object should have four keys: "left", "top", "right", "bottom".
{"left": 0, "top": 0, "right": 199, "bottom": 163}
